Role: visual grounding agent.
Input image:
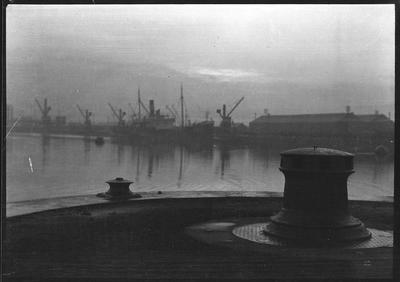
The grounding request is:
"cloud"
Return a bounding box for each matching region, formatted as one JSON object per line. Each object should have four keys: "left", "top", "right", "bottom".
{"left": 188, "top": 67, "right": 263, "bottom": 82}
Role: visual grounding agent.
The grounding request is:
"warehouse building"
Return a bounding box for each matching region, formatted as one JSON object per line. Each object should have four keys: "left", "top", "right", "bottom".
{"left": 249, "top": 109, "right": 393, "bottom": 138}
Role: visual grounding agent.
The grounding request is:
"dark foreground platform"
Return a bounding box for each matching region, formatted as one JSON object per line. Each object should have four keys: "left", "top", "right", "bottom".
{"left": 3, "top": 192, "right": 394, "bottom": 280}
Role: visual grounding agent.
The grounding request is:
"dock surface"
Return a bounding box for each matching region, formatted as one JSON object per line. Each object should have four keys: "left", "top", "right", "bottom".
{"left": 4, "top": 193, "right": 393, "bottom": 280}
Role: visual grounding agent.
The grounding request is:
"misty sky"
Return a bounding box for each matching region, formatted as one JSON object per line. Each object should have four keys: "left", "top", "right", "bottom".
{"left": 7, "top": 4, "right": 394, "bottom": 124}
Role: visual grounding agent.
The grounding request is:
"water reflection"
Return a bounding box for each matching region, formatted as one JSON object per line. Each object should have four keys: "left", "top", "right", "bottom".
{"left": 147, "top": 147, "right": 154, "bottom": 178}
{"left": 252, "top": 147, "right": 272, "bottom": 169}
{"left": 41, "top": 135, "right": 50, "bottom": 171}
{"left": 5, "top": 134, "right": 394, "bottom": 202}
{"left": 117, "top": 144, "right": 124, "bottom": 165}
{"left": 83, "top": 138, "right": 91, "bottom": 164}
{"left": 177, "top": 145, "right": 184, "bottom": 188}
{"left": 134, "top": 146, "right": 140, "bottom": 182}
{"left": 219, "top": 145, "right": 230, "bottom": 179}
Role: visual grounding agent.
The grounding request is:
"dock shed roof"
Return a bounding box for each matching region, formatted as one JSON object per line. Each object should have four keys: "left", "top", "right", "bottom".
{"left": 250, "top": 113, "right": 356, "bottom": 124}
{"left": 356, "top": 114, "right": 392, "bottom": 122}
{"left": 250, "top": 113, "right": 393, "bottom": 125}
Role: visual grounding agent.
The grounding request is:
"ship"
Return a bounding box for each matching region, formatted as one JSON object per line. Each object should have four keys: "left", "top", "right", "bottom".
{"left": 178, "top": 84, "right": 215, "bottom": 144}
{"left": 214, "top": 96, "right": 246, "bottom": 144}
{"left": 183, "top": 120, "right": 214, "bottom": 139}
{"left": 107, "top": 87, "right": 177, "bottom": 144}
{"left": 107, "top": 85, "right": 217, "bottom": 145}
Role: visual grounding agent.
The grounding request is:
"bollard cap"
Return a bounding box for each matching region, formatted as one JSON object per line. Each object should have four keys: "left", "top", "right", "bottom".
{"left": 280, "top": 147, "right": 354, "bottom": 172}
{"left": 281, "top": 147, "right": 353, "bottom": 157}
{"left": 106, "top": 177, "right": 133, "bottom": 185}
{"left": 98, "top": 177, "right": 141, "bottom": 200}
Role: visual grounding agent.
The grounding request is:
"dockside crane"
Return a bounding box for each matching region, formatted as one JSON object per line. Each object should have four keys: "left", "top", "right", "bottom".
{"left": 76, "top": 104, "right": 92, "bottom": 128}
{"left": 35, "top": 98, "right": 51, "bottom": 126}
{"left": 216, "top": 96, "right": 244, "bottom": 128}
{"left": 108, "top": 103, "right": 126, "bottom": 127}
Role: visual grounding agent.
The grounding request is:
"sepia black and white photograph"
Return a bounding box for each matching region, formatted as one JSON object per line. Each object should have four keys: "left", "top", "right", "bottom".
{"left": 3, "top": 3, "right": 396, "bottom": 280}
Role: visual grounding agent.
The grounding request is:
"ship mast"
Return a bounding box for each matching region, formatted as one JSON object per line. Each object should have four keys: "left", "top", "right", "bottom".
{"left": 138, "top": 87, "right": 141, "bottom": 121}
{"left": 180, "top": 84, "right": 184, "bottom": 129}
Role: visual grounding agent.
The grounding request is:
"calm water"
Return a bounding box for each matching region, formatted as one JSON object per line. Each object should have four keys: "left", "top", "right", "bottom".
{"left": 6, "top": 134, "right": 394, "bottom": 202}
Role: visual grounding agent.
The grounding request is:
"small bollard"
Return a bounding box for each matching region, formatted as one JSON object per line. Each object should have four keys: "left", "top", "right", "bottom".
{"left": 263, "top": 147, "right": 371, "bottom": 246}
{"left": 97, "top": 177, "right": 141, "bottom": 200}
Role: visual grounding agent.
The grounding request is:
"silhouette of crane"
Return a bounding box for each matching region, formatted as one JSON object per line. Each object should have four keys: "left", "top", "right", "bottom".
{"left": 216, "top": 97, "right": 244, "bottom": 128}
{"left": 76, "top": 104, "right": 92, "bottom": 128}
{"left": 108, "top": 103, "right": 126, "bottom": 127}
{"left": 35, "top": 98, "right": 51, "bottom": 126}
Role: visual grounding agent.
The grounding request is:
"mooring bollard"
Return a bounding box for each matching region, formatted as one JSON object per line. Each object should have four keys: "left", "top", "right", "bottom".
{"left": 97, "top": 177, "right": 141, "bottom": 200}
{"left": 264, "top": 147, "right": 371, "bottom": 245}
